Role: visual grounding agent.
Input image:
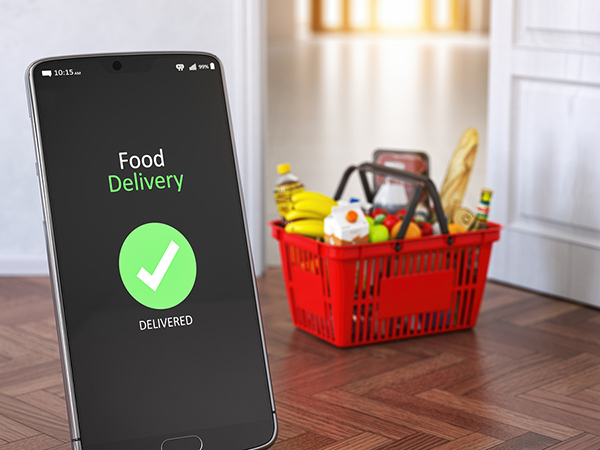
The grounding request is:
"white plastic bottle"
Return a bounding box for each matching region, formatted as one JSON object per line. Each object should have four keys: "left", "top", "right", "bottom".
{"left": 373, "top": 161, "right": 409, "bottom": 214}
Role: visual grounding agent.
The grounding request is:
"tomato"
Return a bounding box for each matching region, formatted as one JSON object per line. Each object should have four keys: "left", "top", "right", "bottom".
{"left": 371, "top": 207, "right": 389, "bottom": 218}
{"left": 418, "top": 222, "right": 434, "bottom": 236}
{"left": 382, "top": 214, "right": 400, "bottom": 232}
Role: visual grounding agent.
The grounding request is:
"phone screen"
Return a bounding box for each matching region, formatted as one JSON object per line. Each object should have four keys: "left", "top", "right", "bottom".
{"left": 28, "top": 54, "right": 275, "bottom": 450}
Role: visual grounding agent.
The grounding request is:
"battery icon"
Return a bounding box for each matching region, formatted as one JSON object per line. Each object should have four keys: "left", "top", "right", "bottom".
{"left": 210, "top": 63, "right": 215, "bottom": 70}
{"left": 41, "top": 70, "right": 52, "bottom": 77}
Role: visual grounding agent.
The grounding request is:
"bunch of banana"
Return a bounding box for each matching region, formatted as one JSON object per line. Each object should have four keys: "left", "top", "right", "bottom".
{"left": 283, "top": 191, "right": 337, "bottom": 238}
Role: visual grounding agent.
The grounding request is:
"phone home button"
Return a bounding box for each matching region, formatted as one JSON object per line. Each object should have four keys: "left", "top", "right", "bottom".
{"left": 161, "top": 435, "right": 202, "bottom": 450}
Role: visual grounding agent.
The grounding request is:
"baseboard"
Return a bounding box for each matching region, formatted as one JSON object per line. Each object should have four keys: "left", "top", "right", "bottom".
{"left": 0, "top": 255, "right": 49, "bottom": 276}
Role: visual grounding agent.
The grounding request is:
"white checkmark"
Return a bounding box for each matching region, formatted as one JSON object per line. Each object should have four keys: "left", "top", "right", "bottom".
{"left": 137, "top": 240, "right": 179, "bottom": 291}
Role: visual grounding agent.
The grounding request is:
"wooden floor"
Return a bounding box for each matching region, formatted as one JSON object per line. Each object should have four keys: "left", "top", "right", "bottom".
{"left": 1, "top": 269, "right": 600, "bottom": 449}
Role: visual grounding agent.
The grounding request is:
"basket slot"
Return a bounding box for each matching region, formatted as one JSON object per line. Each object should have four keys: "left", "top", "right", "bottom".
{"left": 359, "top": 304, "right": 365, "bottom": 342}
{"left": 374, "top": 303, "right": 380, "bottom": 341}
{"left": 460, "top": 291, "right": 468, "bottom": 325}
{"left": 366, "top": 303, "right": 372, "bottom": 340}
{"left": 324, "top": 259, "right": 331, "bottom": 298}
{"left": 364, "top": 261, "right": 371, "bottom": 299}
{"left": 466, "top": 289, "right": 476, "bottom": 326}
{"left": 465, "top": 248, "right": 473, "bottom": 286}
{"left": 437, "top": 310, "right": 444, "bottom": 330}
{"left": 451, "top": 291, "right": 460, "bottom": 328}
{"left": 328, "top": 303, "right": 335, "bottom": 341}
{"left": 291, "top": 245, "right": 298, "bottom": 268}
{"left": 458, "top": 249, "right": 466, "bottom": 286}
{"left": 379, "top": 318, "right": 385, "bottom": 340}
{"left": 351, "top": 305, "right": 357, "bottom": 343}
{"left": 377, "top": 258, "right": 384, "bottom": 297}
{"left": 320, "top": 312, "right": 327, "bottom": 340}
{"left": 472, "top": 246, "right": 480, "bottom": 284}
{"left": 354, "top": 260, "right": 360, "bottom": 300}
{"left": 424, "top": 312, "right": 431, "bottom": 332}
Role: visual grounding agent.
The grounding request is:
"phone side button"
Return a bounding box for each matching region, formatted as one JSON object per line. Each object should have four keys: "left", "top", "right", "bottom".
{"left": 161, "top": 435, "right": 202, "bottom": 450}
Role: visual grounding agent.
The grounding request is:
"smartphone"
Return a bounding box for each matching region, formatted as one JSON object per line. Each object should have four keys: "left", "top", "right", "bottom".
{"left": 26, "top": 53, "right": 277, "bottom": 450}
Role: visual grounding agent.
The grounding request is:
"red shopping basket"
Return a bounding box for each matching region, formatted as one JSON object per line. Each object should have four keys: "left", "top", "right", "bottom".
{"left": 270, "top": 162, "right": 501, "bottom": 347}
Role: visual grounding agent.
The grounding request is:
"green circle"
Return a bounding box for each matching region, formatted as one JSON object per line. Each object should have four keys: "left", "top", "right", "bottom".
{"left": 119, "top": 222, "right": 196, "bottom": 310}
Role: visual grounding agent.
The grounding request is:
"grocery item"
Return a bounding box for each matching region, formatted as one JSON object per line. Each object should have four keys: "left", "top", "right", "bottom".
{"left": 391, "top": 220, "right": 421, "bottom": 240}
{"left": 291, "top": 191, "right": 336, "bottom": 206}
{"left": 274, "top": 163, "right": 304, "bottom": 218}
{"left": 372, "top": 161, "right": 409, "bottom": 214}
{"left": 284, "top": 219, "right": 324, "bottom": 238}
{"left": 414, "top": 203, "right": 430, "bottom": 222}
{"left": 473, "top": 189, "right": 493, "bottom": 230}
{"left": 448, "top": 223, "right": 467, "bottom": 234}
{"left": 369, "top": 224, "right": 389, "bottom": 243}
{"left": 373, "top": 150, "right": 429, "bottom": 205}
{"left": 371, "top": 207, "right": 389, "bottom": 218}
{"left": 324, "top": 205, "right": 369, "bottom": 246}
{"left": 453, "top": 207, "right": 476, "bottom": 230}
{"left": 291, "top": 199, "right": 334, "bottom": 218}
{"left": 381, "top": 214, "right": 400, "bottom": 232}
{"left": 440, "top": 128, "right": 478, "bottom": 219}
{"left": 418, "top": 222, "right": 433, "bottom": 236}
{"left": 283, "top": 190, "right": 337, "bottom": 239}
{"left": 284, "top": 209, "right": 324, "bottom": 222}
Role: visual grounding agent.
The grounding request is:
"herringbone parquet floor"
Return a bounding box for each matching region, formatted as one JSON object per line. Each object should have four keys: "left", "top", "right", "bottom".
{"left": 1, "top": 269, "right": 600, "bottom": 449}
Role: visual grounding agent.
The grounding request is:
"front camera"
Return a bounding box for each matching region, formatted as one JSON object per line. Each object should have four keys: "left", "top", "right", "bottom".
{"left": 113, "top": 61, "right": 122, "bottom": 71}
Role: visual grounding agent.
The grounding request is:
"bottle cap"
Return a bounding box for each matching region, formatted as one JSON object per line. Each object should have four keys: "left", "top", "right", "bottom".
{"left": 346, "top": 210, "right": 358, "bottom": 223}
{"left": 277, "top": 163, "right": 291, "bottom": 175}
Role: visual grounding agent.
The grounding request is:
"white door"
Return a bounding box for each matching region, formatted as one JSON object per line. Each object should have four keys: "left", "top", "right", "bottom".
{"left": 487, "top": 0, "right": 600, "bottom": 307}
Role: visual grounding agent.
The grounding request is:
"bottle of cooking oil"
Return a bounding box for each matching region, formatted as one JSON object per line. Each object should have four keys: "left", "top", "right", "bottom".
{"left": 274, "top": 163, "right": 304, "bottom": 218}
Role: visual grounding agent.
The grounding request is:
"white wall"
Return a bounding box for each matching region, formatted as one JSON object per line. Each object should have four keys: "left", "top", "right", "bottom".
{"left": 0, "top": 0, "right": 265, "bottom": 275}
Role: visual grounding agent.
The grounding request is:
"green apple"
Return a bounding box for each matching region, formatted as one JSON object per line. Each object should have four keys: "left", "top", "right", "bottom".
{"left": 370, "top": 224, "right": 389, "bottom": 243}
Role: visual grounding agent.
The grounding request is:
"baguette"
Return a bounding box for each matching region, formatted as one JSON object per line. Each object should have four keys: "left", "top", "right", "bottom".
{"left": 440, "top": 128, "right": 478, "bottom": 219}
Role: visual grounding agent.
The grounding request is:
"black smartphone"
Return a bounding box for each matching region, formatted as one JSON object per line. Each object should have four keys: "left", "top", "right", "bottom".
{"left": 26, "top": 53, "right": 277, "bottom": 450}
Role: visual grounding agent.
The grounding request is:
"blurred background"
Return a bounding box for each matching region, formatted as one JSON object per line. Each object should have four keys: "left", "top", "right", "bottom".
{"left": 265, "top": 0, "right": 490, "bottom": 266}
{"left": 2, "top": 0, "right": 600, "bottom": 308}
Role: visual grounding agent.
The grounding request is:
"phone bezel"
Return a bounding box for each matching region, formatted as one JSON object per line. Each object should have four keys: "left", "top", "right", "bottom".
{"left": 26, "top": 51, "right": 277, "bottom": 450}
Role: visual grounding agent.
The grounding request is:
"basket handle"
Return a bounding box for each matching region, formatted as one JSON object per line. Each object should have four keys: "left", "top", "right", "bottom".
{"left": 333, "top": 162, "right": 451, "bottom": 241}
